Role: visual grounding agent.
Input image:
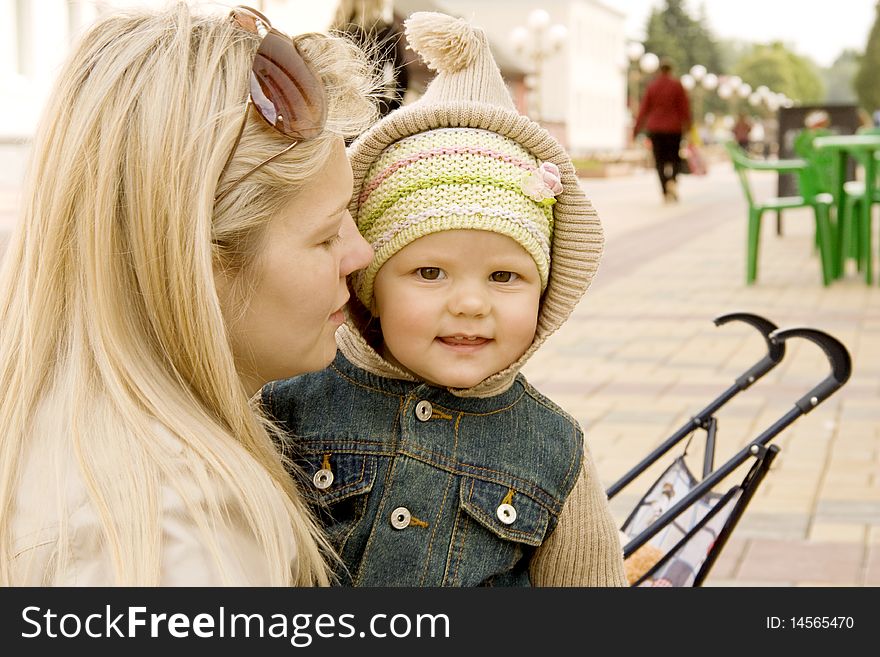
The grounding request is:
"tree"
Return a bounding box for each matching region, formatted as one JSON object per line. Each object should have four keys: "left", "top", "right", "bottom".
{"left": 717, "top": 39, "right": 751, "bottom": 74}
{"left": 641, "top": 0, "right": 725, "bottom": 120}
{"left": 854, "top": 1, "right": 880, "bottom": 112}
{"left": 733, "top": 42, "right": 824, "bottom": 104}
{"left": 823, "top": 50, "right": 859, "bottom": 104}
{"left": 643, "top": 0, "right": 723, "bottom": 75}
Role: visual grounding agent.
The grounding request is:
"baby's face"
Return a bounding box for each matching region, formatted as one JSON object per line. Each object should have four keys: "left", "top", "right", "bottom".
{"left": 372, "top": 230, "right": 541, "bottom": 388}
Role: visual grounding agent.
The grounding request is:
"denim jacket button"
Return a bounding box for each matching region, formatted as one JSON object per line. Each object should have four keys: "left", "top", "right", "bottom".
{"left": 312, "top": 469, "right": 334, "bottom": 490}
{"left": 496, "top": 503, "right": 517, "bottom": 525}
{"left": 414, "top": 400, "right": 433, "bottom": 421}
{"left": 390, "top": 506, "right": 411, "bottom": 529}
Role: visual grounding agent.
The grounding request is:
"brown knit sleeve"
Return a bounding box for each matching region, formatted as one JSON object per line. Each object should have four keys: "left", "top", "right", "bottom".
{"left": 529, "top": 443, "right": 627, "bottom": 586}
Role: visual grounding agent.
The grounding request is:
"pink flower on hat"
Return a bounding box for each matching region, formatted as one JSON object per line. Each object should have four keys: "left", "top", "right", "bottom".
{"left": 520, "top": 162, "right": 563, "bottom": 205}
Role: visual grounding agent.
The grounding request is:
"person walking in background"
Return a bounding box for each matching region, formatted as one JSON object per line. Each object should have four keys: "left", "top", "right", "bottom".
{"left": 632, "top": 57, "right": 692, "bottom": 203}
{"left": 733, "top": 112, "right": 752, "bottom": 151}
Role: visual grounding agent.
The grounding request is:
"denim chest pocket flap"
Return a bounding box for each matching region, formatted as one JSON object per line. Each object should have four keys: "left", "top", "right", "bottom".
{"left": 459, "top": 477, "right": 549, "bottom": 546}
{"left": 302, "top": 452, "right": 377, "bottom": 505}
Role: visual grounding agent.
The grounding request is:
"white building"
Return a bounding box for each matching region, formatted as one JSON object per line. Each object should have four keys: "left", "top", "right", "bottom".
{"left": 1, "top": 0, "right": 92, "bottom": 140}
{"left": 0, "top": 0, "right": 331, "bottom": 142}
{"left": 1, "top": 0, "right": 627, "bottom": 153}
{"left": 438, "top": 0, "right": 627, "bottom": 155}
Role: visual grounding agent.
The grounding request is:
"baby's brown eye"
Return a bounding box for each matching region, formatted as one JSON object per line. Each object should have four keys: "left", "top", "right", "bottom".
{"left": 418, "top": 267, "right": 442, "bottom": 280}
{"left": 490, "top": 271, "right": 515, "bottom": 283}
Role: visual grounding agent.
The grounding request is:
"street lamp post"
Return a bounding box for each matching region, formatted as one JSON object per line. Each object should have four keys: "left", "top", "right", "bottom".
{"left": 640, "top": 52, "right": 660, "bottom": 77}
{"left": 626, "top": 41, "right": 645, "bottom": 119}
{"left": 702, "top": 73, "right": 718, "bottom": 94}
{"left": 510, "top": 9, "right": 567, "bottom": 122}
{"left": 626, "top": 50, "right": 658, "bottom": 144}
{"left": 689, "top": 64, "right": 706, "bottom": 124}
{"left": 717, "top": 75, "right": 743, "bottom": 117}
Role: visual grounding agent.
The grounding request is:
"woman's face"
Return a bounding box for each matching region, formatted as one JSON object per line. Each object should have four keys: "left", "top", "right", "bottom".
{"left": 221, "top": 138, "right": 373, "bottom": 395}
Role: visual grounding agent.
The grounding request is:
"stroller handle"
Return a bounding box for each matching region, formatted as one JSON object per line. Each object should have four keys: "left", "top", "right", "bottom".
{"left": 714, "top": 312, "right": 785, "bottom": 389}
{"left": 768, "top": 327, "right": 852, "bottom": 413}
{"left": 607, "top": 312, "right": 784, "bottom": 500}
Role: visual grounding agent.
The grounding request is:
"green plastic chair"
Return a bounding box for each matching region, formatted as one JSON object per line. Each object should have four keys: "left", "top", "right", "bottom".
{"left": 824, "top": 127, "right": 880, "bottom": 275}
{"left": 840, "top": 181, "right": 880, "bottom": 273}
{"left": 792, "top": 129, "right": 854, "bottom": 268}
{"left": 724, "top": 141, "right": 835, "bottom": 285}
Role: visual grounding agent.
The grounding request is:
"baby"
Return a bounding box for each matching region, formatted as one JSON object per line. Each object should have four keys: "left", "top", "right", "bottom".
{"left": 263, "top": 12, "right": 625, "bottom": 586}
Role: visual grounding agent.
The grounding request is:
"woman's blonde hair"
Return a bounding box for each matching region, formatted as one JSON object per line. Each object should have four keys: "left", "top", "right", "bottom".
{"left": 332, "top": 0, "right": 388, "bottom": 30}
{"left": 0, "top": 3, "right": 376, "bottom": 585}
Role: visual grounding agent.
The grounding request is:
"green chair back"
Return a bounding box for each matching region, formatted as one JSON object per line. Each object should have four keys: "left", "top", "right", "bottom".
{"left": 793, "top": 128, "right": 835, "bottom": 194}
{"left": 724, "top": 141, "right": 757, "bottom": 207}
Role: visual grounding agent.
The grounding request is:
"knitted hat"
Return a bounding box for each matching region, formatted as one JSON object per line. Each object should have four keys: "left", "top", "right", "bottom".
{"left": 341, "top": 11, "right": 604, "bottom": 397}
{"left": 354, "top": 126, "right": 559, "bottom": 308}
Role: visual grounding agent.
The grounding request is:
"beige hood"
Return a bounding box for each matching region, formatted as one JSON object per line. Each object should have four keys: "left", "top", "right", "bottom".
{"left": 338, "top": 12, "right": 603, "bottom": 398}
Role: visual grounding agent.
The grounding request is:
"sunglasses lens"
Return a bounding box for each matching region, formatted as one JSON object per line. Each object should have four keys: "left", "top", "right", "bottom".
{"left": 215, "top": 7, "right": 329, "bottom": 203}
{"left": 249, "top": 30, "right": 326, "bottom": 141}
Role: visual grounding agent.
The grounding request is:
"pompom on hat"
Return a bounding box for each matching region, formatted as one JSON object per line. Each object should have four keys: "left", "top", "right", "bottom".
{"left": 343, "top": 12, "right": 604, "bottom": 396}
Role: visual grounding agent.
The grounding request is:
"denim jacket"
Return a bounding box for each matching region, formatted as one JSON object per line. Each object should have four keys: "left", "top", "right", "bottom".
{"left": 263, "top": 351, "right": 584, "bottom": 587}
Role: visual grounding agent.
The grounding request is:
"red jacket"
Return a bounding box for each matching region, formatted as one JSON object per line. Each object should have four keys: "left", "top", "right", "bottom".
{"left": 634, "top": 72, "right": 691, "bottom": 135}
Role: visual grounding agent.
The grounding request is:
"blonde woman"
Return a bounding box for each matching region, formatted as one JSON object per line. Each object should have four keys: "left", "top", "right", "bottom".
{"left": 0, "top": 4, "right": 375, "bottom": 585}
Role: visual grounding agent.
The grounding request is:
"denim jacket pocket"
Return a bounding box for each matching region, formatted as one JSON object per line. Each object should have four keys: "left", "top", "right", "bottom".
{"left": 458, "top": 477, "right": 549, "bottom": 547}
{"left": 300, "top": 452, "right": 377, "bottom": 504}
{"left": 298, "top": 452, "right": 378, "bottom": 561}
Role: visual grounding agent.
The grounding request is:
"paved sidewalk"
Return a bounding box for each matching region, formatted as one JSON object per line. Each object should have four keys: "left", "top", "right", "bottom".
{"left": 523, "top": 163, "right": 880, "bottom": 586}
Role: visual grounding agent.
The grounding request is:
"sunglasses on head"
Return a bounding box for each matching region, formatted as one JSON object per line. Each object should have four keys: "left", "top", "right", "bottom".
{"left": 215, "top": 6, "right": 327, "bottom": 204}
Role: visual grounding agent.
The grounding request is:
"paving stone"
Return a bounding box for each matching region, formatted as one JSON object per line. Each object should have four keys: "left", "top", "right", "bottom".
{"left": 816, "top": 500, "right": 880, "bottom": 523}
{"left": 735, "top": 509, "right": 811, "bottom": 536}
{"left": 808, "top": 522, "right": 867, "bottom": 543}
{"left": 737, "top": 539, "right": 863, "bottom": 584}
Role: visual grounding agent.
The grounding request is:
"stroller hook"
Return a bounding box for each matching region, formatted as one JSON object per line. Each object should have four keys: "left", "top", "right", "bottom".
{"left": 767, "top": 327, "right": 852, "bottom": 413}
{"left": 714, "top": 312, "right": 785, "bottom": 389}
{"left": 607, "top": 312, "right": 787, "bottom": 500}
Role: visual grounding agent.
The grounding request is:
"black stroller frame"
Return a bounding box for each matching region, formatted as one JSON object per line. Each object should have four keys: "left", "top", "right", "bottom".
{"left": 607, "top": 312, "right": 852, "bottom": 587}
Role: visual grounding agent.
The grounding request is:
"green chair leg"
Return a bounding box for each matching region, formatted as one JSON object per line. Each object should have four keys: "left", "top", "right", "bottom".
{"left": 842, "top": 194, "right": 862, "bottom": 271}
{"left": 864, "top": 198, "right": 874, "bottom": 284}
{"left": 814, "top": 204, "right": 834, "bottom": 286}
{"left": 747, "top": 208, "right": 762, "bottom": 284}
